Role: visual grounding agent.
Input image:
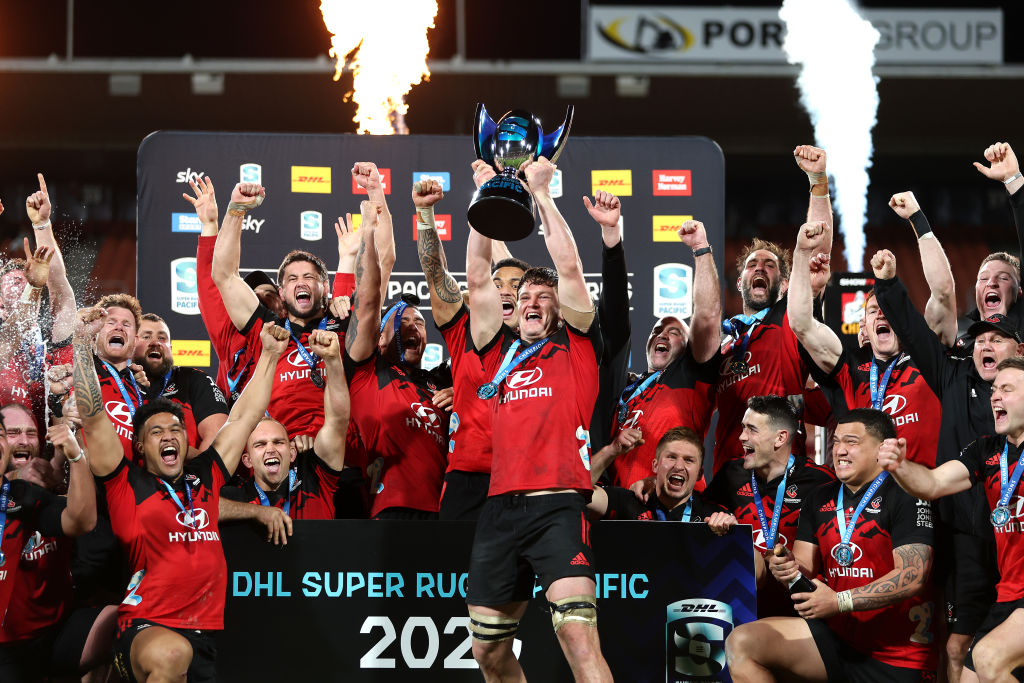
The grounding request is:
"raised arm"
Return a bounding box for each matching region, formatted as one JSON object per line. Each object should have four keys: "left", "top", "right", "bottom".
{"left": 210, "top": 322, "right": 288, "bottom": 474}
{"left": 352, "top": 163, "right": 395, "bottom": 301}
{"left": 73, "top": 308, "right": 124, "bottom": 478}
{"left": 889, "top": 191, "right": 957, "bottom": 346}
{"left": 25, "top": 173, "right": 75, "bottom": 341}
{"left": 311, "top": 329, "right": 349, "bottom": 470}
{"left": 524, "top": 158, "right": 593, "bottom": 330}
{"left": 975, "top": 142, "right": 1024, "bottom": 286}
{"left": 584, "top": 191, "right": 632, "bottom": 356}
{"left": 467, "top": 161, "right": 503, "bottom": 349}
{"left": 414, "top": 179, "right": 463, "bottom": 327}
{"left": 678, "top": 219, "right": 722, "bottom": 363}
{"left": 0, "top": 240, "right": 50, "bottom": 367}
{"left": 794, "top": 145, "right": 833, "bottom": 228}
{"left": 878, "top": 436, "right": 972, "bottom": 500}
{"left": 345, "top": 201, "right": 383, "bottom": 363}
{"left": 211, "top": 183, "right": 265, "bottom": 330}
{"left": 49, "top": 423, "right": 96, "bottom": 536}
{"left": 789, "top": 221, "right": 843, "bottom": 372}
{"left": 183, "top": 175, "right": 220, "bottom": 238}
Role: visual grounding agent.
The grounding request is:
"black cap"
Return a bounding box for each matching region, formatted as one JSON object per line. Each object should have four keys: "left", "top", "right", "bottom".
{"left": 967, "top": 314, "right": 1023, "bottom": 343}
{"left": 243, "top": 270, "right": 275, "bottom": 291}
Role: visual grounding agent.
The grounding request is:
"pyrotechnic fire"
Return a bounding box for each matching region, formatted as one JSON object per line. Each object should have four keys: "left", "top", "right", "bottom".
{"left": 781, "top": 0, "right": 880, "bottom": 270}
{"left": 320, "top": 0, "right": 438, "bottom": 135}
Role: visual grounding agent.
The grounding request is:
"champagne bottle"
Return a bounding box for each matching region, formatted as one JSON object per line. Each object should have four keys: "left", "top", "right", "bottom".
{"left": 774, "top": 544, "right": 817, "bottom": 593}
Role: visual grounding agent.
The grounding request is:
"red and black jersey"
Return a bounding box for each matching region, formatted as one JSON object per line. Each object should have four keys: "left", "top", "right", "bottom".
{"left": 221, "top": 449, "right": 342, "bottom": 520}
{"left": 101, "top": 448, "right": 229, "bottom": 632}
{"left": 196, "top": 235, "right": 253, "bottom": 403}
{"left": 960, "top": 436, "right": 1024, "bottom": 602}
{"left": 601, "top": 487, "right": 725, "bottom": 522}
{"left": 706, "top": 455, "right": 835, "bottom": 617}
{"left": 713, "top": 297, "right": 822, "bottom": 474}
{"left": 609, "top": 349, "right": 716, "bottom": 488}
{"left": 1, "top": 531, "right": 72, "bottom": 642}
{"left": 797, "top": 477, "right": 937, "bottom": 671}
{"left": 146, "top": 366, "right": 228, "bottom": 450}
{"left": 477, "top": 321, "right": 602, "bottom": 496}
{"left": 241, "top": 306, "right": 343, "bottom": 439}
{"left": 810, "top": 349, "right": 941, "bottom": 468}
{"left": 0, "top": 332, "right": 72, "bottom": 437}
{"left": 346, "top": 352, "right": 450, "bottom": 516}
{"left": 0, "top": 479, "right": 66, "bottom": 634}
{"left": 94, "top": 356, "right": 145, "bottom": 464}
{"left": 438, "top": 305, "right": 492, "bottom": 475}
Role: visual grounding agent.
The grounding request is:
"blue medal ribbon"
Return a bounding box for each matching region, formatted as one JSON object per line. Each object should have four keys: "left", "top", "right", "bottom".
{"left": 284, "top": 318, "right": 328, "bottom": 387}
{"left": 721, "top": 308, "right": 769, "bottom": 372}
{"left": 750, "top": 454, "right": 795, "bottom": 550}
{"left": 616, "top": 370, "right": 663, "bottom": 423}
{"left": 477, "top": 338, "right": 549, "bottom": 399}
{"left": 0, "top": 479, "right": 9, "bottom": 566}
{"left": 155, "top": 368, "right": 174, "bottom": 398}
{"left": 380, "top": 301, "right": 409, "bottom": 363}
{"left": 869, "top": 354, "right": 902, "bottom": 411}
{"left": 101, "top": 360, "right": 143, "bottom": 417}
{"left": 992, "top": 442, "right": 1024, "bottom": 527}
{"left": 835, "top": 472, "right": 890, "bottom": 563}
{"left": 254, "top": 470, "right": 296, "bottom": 516}
{"left": 159, "top": 478, "right": 195, "bottom": 529}
{"left": 655, "top": 498, "right": 692, "bottom": 523}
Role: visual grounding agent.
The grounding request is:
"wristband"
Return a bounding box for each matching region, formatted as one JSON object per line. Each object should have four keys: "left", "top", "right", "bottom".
{"left": 837, "top": 590, "right": 854, "bottom": 613}
{"left": 19, "top": 285, "right": 41, "bottom": 303}
{"left": 415, "top": 206, "right": 436, "bottom": 231}
{"left": 32, "top": 219, "right": 51, "bottom": 230}
{"left": 908, "top": 210, "right": 933, "bottom": 239}
{"left": 810, "top": 191, "right": 830, "bottom": 199}
{"left": 66, "top": 449, "right": 85, "bottom": 464}
{"left": 1004, "top": 172, "right": 1023, "bottom": 185}
{"left": 227, "top": 196, "right": 264, "bottom": 215}
{"left": 693, "top": 245, "right": 713, "bottom": 258}
{"left": 805, "top": 170, "right": 827, "bottom": 186}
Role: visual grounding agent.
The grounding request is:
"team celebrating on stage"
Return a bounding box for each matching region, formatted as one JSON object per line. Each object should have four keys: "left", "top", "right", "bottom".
{"left": 1, "top": 139, "right": 1024, "bottom": 682}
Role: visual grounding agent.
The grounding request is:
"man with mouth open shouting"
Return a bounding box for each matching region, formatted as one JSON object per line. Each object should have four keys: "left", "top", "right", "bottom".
{"left": 221, "top": 327, "right": 350, "bottom": 520}
{"left": 788, "top": 221, "right": 941, "bottom": 469}
{"left": 211, "top": 181, "right": 343, "bottom": 442}
{"left": 706, "top": 394, "right": 835, "bottom": 618}
{"left": 74, "top": 304, "right": 289, "bottom": 683}
{"left": 464, "top": 156, "right": 612, "bottom": 682}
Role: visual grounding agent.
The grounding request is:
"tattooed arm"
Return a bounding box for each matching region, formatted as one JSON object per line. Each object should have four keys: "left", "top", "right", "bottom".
{"left": 848, "top": 543, "right": 932, "bottom": 611}
{"left": 72, "top": 307, "right": 124, "bottom": 477}
{"left": 413, "top": 180, "right": 463, "bottom": 327}
{"left": 345, "top": 201, "right": 382, "bottom": 363}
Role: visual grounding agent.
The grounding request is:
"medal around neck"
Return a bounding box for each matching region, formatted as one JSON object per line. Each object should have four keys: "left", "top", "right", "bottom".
{"left": 477, "top": 383, "right": 498, "bottom": 400}
{"left": 991, "top": 505, "right": 1011, "bottom": 528}
{"left": 468, "top": 103, "right": 573, "bottom": 241}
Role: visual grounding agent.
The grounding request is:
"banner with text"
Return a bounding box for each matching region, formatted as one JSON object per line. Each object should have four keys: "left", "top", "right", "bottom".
{"left": 588, "top": 6, "right": 1003, "bottom": 65}
{"left": 218, "top": 520, "right": 756, "bottom": 682}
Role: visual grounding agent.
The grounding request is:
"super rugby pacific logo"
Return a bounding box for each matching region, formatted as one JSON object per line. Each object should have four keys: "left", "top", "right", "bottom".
{"left": 176, "top": 508, "right": 210, "bottom": 530}
{"left": 505, "top": 367, "right": 543, "bottom": 389}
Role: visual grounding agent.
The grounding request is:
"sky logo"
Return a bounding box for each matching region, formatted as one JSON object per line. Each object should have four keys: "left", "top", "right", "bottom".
{"left": 413, "top": 171, "right": 451, "bottom": 192}
{"left": 172, "top": 213, "right": 202, "bottom": 233}
{"left": 171, "top": 257, "right": 199, "bottom": 315}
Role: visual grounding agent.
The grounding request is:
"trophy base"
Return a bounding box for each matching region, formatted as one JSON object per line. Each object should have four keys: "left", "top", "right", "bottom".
{"left": 467, "top": 176, "right": 536, "bottom": 241}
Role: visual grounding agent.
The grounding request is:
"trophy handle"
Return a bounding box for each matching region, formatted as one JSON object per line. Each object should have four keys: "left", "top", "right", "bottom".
{"left": 539, "top": 105, "right": 574, "bottom": 164}
{"left": 473, "top": 102, "right": 499, "bottom": 168}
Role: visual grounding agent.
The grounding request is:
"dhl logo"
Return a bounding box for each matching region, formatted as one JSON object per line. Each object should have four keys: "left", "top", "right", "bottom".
{"left": 291, "top": 166, "right": 332, "bottom": 194}
{"left": 652, "top": 215, "right": 692, "bottom": 242}
{"left": 412, "top": 214, "right": 452, "bottom": 241}
{"left": 171, "top": 340, "right": 211, "bottom": 367}
{"left": 590, "top": 170, "right": 633, "bottom": 196}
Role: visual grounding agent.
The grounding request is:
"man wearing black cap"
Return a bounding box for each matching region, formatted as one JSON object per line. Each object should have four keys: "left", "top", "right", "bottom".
{"left": 872, "top": 248, "right": 1024, "bottom": 681}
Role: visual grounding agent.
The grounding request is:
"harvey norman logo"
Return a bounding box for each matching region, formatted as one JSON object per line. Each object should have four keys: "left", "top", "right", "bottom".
{"left": 352, "top": 168, "right": 392, "bottom": 195}
{"left": 591, "top": 170, "right": 633, "bottom": 196}
{"left": 291, "top": 166, "right": 332, "bottom": 194}
{"left": 653, "top": 170, "right": 692, "bottom": 196}
{"left": 652, "top": 215, "right": 692, "bottom": 242}
{"left": 172, "top": 340, "right": 211, "bottom": 368}
{"left": 412, "top": 214, "right": 452, "bottom": 241}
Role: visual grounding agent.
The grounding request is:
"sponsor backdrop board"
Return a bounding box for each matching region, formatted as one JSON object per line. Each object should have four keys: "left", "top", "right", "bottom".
{"left": 824, "top": 271, "right": 876, "bottom": 357}
{"left": 218, "top": 520, "right": 756, "bottom": 681}
{"left": 137, "top": 131, "right": 725, "bottom": 374}
{"left": 587, "top": 5, "right": 1003, "bottom": 65}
